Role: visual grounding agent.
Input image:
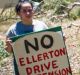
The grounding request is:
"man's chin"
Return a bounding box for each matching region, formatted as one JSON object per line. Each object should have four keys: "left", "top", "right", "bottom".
{"left": 26, "top": 15, "right": 32, "bottom": 18}
{"left": 25, "top": 17, "right": 32, "bottom": 20}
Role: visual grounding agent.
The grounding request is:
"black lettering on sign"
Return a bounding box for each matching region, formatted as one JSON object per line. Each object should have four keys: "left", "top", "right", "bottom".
{"left": 24, "top": 34, "right": 54, "bottom": 54}
{"left": 41, "top": 35, "right": 54, "bottom": 49}
{"left": 24, "top": 38, "right": 39, "bottom": 53}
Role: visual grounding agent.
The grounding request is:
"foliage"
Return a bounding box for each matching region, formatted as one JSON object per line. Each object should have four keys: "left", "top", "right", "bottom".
{"left": 32, "top": 0, "right": 42, "bottom": 2}
{"left": 0, "top": 40, "right": 10, "bottom": 60}
{"left": 69, "top": 6, "right": 80, "bottom": 20}
{"left": 42, "top": 0, "right": 80, "bottom": 20}
{"left": 0, "top": 7, "right": 16, "bottom": 22}
{"left": 0, "top": 0, "right": 79, "bottom": 21}
{"left": 42, "top": 0, "right": 74, "bottom": 14}
{"left": 0, "top": 0, "right": 80, "bottom": 60}
{"left": 65, "top": 0, "right": 76, "bottom": 2}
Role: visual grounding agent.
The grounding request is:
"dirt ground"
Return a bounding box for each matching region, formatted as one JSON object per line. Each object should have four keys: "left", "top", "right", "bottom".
{"left": 0, "top": 19, "right": 80, "bottom": 75}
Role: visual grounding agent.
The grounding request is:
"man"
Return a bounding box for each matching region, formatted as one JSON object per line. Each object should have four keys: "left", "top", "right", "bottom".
{"left": 5, "top": 0, "right": 48, "bottom": 74}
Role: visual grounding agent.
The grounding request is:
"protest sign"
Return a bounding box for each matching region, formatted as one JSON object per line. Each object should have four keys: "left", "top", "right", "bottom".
{"left": 12, "top": 26, "right": 72, "bottom": 75}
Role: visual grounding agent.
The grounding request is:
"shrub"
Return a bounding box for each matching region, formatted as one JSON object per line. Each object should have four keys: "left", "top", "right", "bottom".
{"left": 69, "top": 6, "right": 80, "bottom": 20}
{"left": 0, "top": 40, "right": 10, "bottom": 60}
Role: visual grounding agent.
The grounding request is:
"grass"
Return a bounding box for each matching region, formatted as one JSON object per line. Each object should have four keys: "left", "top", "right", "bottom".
{"left": 0, "top": 19, "right": 19, "bottom": 33}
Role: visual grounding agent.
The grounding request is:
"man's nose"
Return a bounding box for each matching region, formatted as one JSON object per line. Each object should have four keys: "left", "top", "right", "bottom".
{"left": 26, "top": 12, "right": 30, "bottom": 15}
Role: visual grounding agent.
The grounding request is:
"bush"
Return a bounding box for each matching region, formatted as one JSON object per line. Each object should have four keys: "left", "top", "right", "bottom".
{"left": 42, "top": 0, "right": 75, "bottom": 15}
{"left": 0, "top": 40, "right": 10, "bottom": 60}
{"left": 69, "top": 6, "right": 80, "bottom": 20}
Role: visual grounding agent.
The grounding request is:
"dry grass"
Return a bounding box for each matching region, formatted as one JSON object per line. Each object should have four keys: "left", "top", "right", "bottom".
{"left": 0, "top": 19, "right": 19, "bottom": 33}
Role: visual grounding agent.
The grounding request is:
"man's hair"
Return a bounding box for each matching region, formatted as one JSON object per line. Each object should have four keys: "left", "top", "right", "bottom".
{"left": 15, "top": 1, "right": 33, "bottom": 14}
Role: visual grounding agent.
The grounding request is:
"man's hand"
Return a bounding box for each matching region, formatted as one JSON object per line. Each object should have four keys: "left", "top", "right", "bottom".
{"left": 5, "top": 38, "right": 13, "bottom": 53}
{"left": 0, "top": 34, "right": 13, "bottom": 53}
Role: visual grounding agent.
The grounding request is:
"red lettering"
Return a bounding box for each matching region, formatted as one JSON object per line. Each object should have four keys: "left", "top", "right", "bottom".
{"left": 58, "top": 69, "right": 61, "bottom": 75}
{"left": 26, "top": 67, "right": 32, "bottom": 75}
{"left": 44, "top": 62, "right": 50, "bottom": 70}
{"left": 43, "top": 52, "right": 49, "bottom": 60}
{"left": 54, "top": 67, "right": 71, "bottom": 75}
{"left": 38, "top": 54, "right": 43, "bottom": 61}
{"left": 66, "top": 67, "right": 72, "bottom": 74}
{"left": 26, "top": 57, "right": 32, "bottom": 64}
{"left": 19, "top": 58, "right": 25, "bottom": 66}
{"left": 54, "top": 50, "right": 60, "bottom": 57}
{"left": 48, "top": 51, "right": 54, "bottom": 58}
{"left": 52, "top": 60, "right": 58, "bottom": 69}
{"left": 62, "top": 69, "right": 67, "bottom": 75}
{"left": 55, "top": 69, "right": 61, "bottom": 75}
{"left": 32, "top": 55, "right": 37, "bottom": 62}
{"left": 43, "top": 73, "right": 47, "bottom": 75}
{"left": 34, "top": 65, "right": 40, "bottom": 73}
{"left": 41, "top": 64, "right": 44, "bottom": 72}
{"left": 60, "top": 48, "right": 67, "bottom": 56}
{"left": 48, "top": 71, "right": 54, "bottom": 75}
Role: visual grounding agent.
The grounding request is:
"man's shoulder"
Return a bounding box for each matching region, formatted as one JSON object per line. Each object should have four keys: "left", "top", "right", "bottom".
{"left": 9, "top": 22, "right": 20, "bottom": 29}
{"left": 33, "top": 19, "right": 46, "bottom": 25}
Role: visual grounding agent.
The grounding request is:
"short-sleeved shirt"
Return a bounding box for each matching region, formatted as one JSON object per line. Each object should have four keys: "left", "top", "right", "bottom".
{"left": 6, "top": 19, "right": 48, "bottom": 75}
{"left": 6, "top": 19, "right": 48, "bottom": 38}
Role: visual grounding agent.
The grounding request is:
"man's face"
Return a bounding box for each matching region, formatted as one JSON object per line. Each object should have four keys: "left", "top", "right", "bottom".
{"left": 19, "top": 2, "right": 33, "bottom": 20}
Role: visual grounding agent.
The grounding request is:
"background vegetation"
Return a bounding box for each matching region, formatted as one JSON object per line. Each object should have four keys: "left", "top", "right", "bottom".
{"left": 0, "top": 0, "right": 80, "bottom": 61}
{"left": 0, "top": 0, "right": 80, "bottom": 75}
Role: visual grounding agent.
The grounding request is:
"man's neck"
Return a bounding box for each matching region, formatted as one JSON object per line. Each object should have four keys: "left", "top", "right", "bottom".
{"left": 22, "top": 19, "right": 32, "bottom": 25}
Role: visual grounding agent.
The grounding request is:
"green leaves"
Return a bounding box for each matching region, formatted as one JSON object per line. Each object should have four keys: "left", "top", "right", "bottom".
{"left": 0, "top": 40, "right": 10, "bottom": 60}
